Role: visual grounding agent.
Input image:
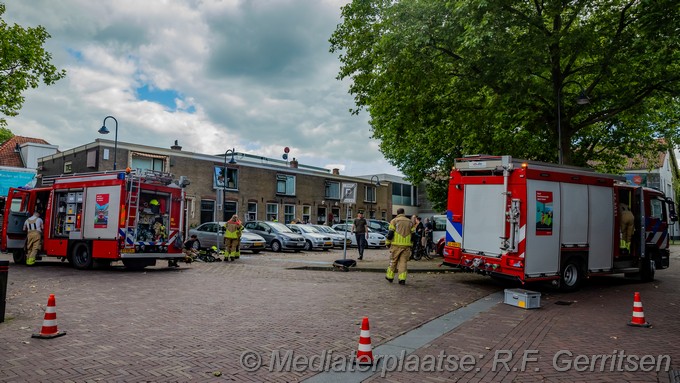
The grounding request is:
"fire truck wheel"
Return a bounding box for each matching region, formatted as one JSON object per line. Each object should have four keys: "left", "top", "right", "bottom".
{"left": 559, "top": 260, "right": 583, "bottom": 292}
{"left": 640, "top": 257, "right": 655, "bottom": 282}
{"left": 71, "top": 242, "right": 93, "bottom": 270}
{"left": 270, "top": 240, "right": 282, "bottom": 252}
{"left": 12, "top": 249, "right": 26, "bottom": 265}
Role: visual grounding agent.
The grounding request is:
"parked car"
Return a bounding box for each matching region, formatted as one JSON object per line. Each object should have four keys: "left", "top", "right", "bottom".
{"left": 188, "top": 222, "right": 266, "bottom": 253}
{"left": 312, "top": 225, "right": 352, "bottom": 248}
{"left": 331, "top": 223, "right": 387, "bottom": 248}
{"left": 243, "top": 221, "right": 306, "bottom": 252}
{"left": 287, "top": 224, "right": 334, "bottom": 251}
{"left": 342, "top": 218, "right": 391, "bottom": 236}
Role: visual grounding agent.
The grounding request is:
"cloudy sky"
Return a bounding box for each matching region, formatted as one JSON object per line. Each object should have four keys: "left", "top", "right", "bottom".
{"left": 3, "top": 0, "right": 403, "bottom": 177}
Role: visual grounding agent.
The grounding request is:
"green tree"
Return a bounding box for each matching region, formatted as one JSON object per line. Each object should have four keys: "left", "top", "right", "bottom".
{"left": 0, "top": 3, "right": 65, "bottom": 127}
{"left": 0, "top": 126, "right": 12, "bottom": 143}
{"left": 330, "top": 0, "right": 680, "bottom": 211}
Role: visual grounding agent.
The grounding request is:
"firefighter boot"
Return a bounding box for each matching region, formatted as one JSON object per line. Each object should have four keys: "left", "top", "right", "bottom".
{"left": 385, "top": 268, "right": 394, "bottom": 283}
{"left": 398, "top": 272, "right": 407, "bottom": 285}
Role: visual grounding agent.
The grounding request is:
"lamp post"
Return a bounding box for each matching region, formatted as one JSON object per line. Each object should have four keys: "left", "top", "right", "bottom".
{"left": 98, "top": 116, "right": 119, "bottom": 170}
{"left": 370, "top": 175, "right": 380, "bottom": 219}
{"left": 557, "top": 81, "right": 590, "bottom": 165}
{"left": 216, "top": 148, "right": 237, "bottom": 252}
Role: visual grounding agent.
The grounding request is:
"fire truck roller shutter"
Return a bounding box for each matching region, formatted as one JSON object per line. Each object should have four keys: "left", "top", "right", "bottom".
{"left": 82, "top": 186, "right": 121, "bottom": 240}
{"left": 588, "top": 185, "right": 614, "bottom": 271}
{"left": 525, "top": 180, "right": 561, "bottom": 276}
{"left": 462, "top": 184, "right": 505, "bottom": 257}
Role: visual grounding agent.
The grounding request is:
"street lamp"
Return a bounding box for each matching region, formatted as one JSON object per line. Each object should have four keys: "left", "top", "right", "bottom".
{"left": 216, "top": 148, "right": 237, "bottom": 252}
{"left": 370, "top": 175, "right": 381, "bottom": 219}
{"left": 557, "top": 81, "right": 590, "bottom": 165}
{"left": 98, "top": 116, "right": 119, "bottom": 170}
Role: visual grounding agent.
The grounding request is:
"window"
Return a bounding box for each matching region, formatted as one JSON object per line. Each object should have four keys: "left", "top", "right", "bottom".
{"left": 277, "top": 174, "right": 296, "bottom": 196}
{"left": 214, "top": 166, "right": 238, "bottom": 190}
{"left": 302, "top": 206, "right": 311, "bottom": 223}
{"left": 200, "top": 200, "right": 215, "bottom": 224}
{"left": 247, "top": 202, "right": 257, "bottom": 221}
{"left": 364, "top": 185, "right": 376, "bottom": 203}
{"left": 391, "top": 182, "right": 417, "bottom": 206}
{"left": 325, "top": 181, "right": 340, "bottom": 199}
{"left": 266, "top": 203, "right": 279, "bottom": 221}
{"left": 86, "top": 150, "right": 97, "bottom": 168}
{"left": 650, "top": 199, "right": 663, "bottom": 220}
{"left": 64, "top": 161, "right": 72, "bottom": 173}
{"left": 283, "top": 205, "right": 296, "bottom": 224}
{"left": 131, "top": 153, "right": 166, "bottom": 172}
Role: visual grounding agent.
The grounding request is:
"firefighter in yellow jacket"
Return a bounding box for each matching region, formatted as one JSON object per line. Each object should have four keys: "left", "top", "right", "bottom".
{"left": 223, "top": 214, "right": 244, "bottom": 261}
{"left": 386, "top": 208, "right": 415, "bottom": 285}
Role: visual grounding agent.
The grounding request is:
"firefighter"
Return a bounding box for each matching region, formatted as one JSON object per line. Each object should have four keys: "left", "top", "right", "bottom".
{"left": 23, "top": 211, "right": 44, "bottom": 266}
{"left": 223, "top": 214, "right": 244, "bottom": 261}
{"left": 183, "top": 234, "right": 199, "bottom": 263}
{"left": 620, "top": 203, "right": 634, "bottom": 252}
{"left": 385, "top": 208, "right": 415, "bottom": 285}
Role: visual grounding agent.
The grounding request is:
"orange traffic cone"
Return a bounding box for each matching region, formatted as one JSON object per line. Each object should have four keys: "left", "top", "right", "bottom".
{"left": 32, "top": 294, "right": 66, "bottom": 339}
{"left": 355, "top": 317, "right": 374, "bottom": 365}
{"left": 627, "top": 292, "right": 651, "bottom": 328}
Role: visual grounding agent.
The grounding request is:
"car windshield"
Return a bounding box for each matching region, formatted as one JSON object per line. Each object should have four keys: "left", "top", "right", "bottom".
{"left": 371, "top": 220, "right": 390, "bottom": 231}
{"left": 269, "top": 222, "right": 293, "bottom": 233}
{"left": 315, "top": 226, "right": 338, "bottom": 234}
{"left": 295, "top": 225, "right": 320, "bottom": 233}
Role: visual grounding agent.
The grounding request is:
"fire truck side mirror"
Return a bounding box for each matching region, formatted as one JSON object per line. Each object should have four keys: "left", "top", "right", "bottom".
{"left": 666, "top": 198, "right": 678, "bottom": 223}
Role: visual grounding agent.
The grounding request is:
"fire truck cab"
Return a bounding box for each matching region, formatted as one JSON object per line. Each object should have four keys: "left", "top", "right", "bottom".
{"left": 2, "top": 169, "right": 189, "bottom": 270}
{"left": 442, "top": 155, "right": 677, "bottom": 291}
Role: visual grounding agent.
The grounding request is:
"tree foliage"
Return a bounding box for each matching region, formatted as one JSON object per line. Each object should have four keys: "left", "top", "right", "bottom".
{"left": 0, "top": 3, "right": 65, "bottom": 127}
{"left": 330, "top": 0, "right": 680, "bottom": 211}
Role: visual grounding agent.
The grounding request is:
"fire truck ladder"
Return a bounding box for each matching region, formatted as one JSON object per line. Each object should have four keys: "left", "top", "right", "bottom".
{"left": 126, "top": 174, "right": 143, "bottom": 243}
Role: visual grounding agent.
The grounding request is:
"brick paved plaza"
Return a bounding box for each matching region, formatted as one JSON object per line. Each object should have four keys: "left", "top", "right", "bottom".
{"left": 1, "top": 246, "right": 678, "bottom": 382}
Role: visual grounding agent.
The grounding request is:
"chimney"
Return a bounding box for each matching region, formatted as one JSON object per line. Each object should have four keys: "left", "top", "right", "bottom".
{"left": 170, "top": 140, "right": 182, "bottom": 151}
{"left": 290, "top": 158, "right": 298, "bottom": 168}
{"left": 332, "top": 168, "right": 340, "bottom": 175}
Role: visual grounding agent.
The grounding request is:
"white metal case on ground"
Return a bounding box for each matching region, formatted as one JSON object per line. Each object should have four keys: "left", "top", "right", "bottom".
{"left": 525, "top": 180, "right": 561, "bottom": 277}
{"left": 462, "top": 184, "right": 504, "bottom": 257}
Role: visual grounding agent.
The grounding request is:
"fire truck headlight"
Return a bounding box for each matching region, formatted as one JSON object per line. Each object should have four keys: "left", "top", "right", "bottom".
{"left": 162, "top": 246, "right": 167, "bottom": 252}
{"left": 140, "top": 245, "right": 146, "bottom": 253}
{"left": 472, "top": 258, "right": 483, "bottom": 267}
{"left": 134, "top": 245, "right": 140, "bottom": 252}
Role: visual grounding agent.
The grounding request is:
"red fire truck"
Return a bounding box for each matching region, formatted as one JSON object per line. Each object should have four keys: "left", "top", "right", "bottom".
{"left": 442, "top": 155, "right": 677, "bottom": 291}
{"left": 2, "top": 169, "right": 190, "bottom": 270}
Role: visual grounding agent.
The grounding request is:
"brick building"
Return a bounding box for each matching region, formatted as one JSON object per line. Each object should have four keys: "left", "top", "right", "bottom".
{"left": 37, "top": 139, "right": 418, "bottom": 232}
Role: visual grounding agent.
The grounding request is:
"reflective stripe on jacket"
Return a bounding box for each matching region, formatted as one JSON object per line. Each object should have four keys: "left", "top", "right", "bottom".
{"left": 387, "top": 214, "right": 414, "bottom": 247}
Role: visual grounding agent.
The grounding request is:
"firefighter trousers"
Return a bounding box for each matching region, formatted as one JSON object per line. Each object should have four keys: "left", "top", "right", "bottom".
{"left": 224, "top": 237, "right": 240, "bottom": 259}
{"left": 26, "top": 231, "right": 42, "bottom": 265}
{"left": 620, "top": 210, "right": 634, "bottom": 250}
{"left": 386, "top": 245, "right": 410, "bottom": 281}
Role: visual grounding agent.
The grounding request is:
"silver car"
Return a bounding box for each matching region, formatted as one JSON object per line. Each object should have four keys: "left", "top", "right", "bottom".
{"left": 312, "top": 225, "right": 352, "bottom": 248}
{"left": 188, "top": 221, "right": 266, "bottom": 253}
{"left": 287, "top": 224, "right": 334, "bottom": 251}
{"left": 331, "top": 223, "right": 387, "bottom": 248}
{"left": 243, "top": 221, "right": 306, "bottom": 252}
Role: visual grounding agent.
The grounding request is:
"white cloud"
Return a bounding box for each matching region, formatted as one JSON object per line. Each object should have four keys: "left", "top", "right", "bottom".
{"left": 2, "top": 0, "right": 403, "bottom": 176}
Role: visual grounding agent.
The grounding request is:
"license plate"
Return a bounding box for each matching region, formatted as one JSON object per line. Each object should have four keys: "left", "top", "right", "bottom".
{"left": 379, "top": 241, "right": 385, "bottom": 245}
{"left": 252, "top": 243, "right": 263, "bottom": 247}
{"left": 325, "top": 242, "right": 332, "bottom": 246}
{"left": 121, "top": 248, "right": 135, "bottom": 253}
{"left": 448, "top": 242, "right": 460, "bottom": 248}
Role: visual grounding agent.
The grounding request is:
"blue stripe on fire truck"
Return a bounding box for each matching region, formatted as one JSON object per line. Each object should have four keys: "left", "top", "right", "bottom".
{"left": 445, "top": 211, "right": 462, "bottom": 243}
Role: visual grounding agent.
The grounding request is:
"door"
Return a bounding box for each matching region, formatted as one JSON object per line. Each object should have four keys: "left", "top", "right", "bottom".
{"left": 462, "top": 184, "right": 505, "bottom": 257}
{"left": 2, "top": 189, "right": 32, "bottom": 250}
{"left": 525, "top": 180, "right": 561, "bottom": 276}
{"left": 632, "top": 187, "right": 644, "bottom": 259}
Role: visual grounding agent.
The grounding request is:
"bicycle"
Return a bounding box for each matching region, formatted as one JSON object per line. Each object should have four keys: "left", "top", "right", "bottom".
{"left": 410, "top": 233, "right": 432, "bottom": 261}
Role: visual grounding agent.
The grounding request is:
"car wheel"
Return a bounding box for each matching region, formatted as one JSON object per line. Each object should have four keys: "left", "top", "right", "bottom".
{"left": 640, "top": 256, "right": 655, "bottom": 282}
{"left": 270, "top": 240, "right": 282, "bottom": 252}
{"left": 304, "top": 240, "right": 313, "bottom": 251}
